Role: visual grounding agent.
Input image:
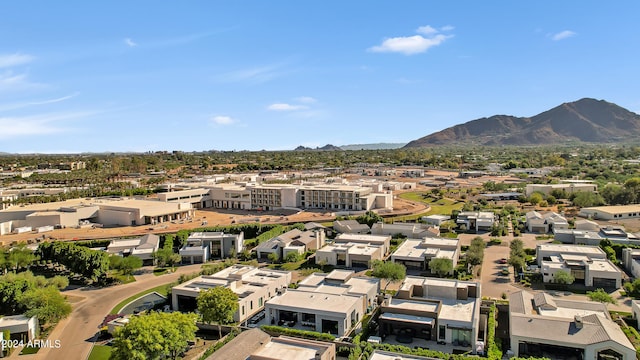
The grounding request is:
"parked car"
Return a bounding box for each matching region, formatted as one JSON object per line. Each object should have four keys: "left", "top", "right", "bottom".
{"left": 501, "top": 266, "right": 510, "bottom": 275}
{"left": 498, "top": 258, "right": 508, "bottom": 264}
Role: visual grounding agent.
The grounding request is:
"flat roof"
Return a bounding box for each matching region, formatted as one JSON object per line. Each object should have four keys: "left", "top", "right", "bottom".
{"left": 266, "top": 290, "right": 360, "bottom": 314}
{"left": 386, "top": 298, "right": 439, "bottom": 313}
{"left": 0, "top": 315, "right": 33, "bottom": 327}
{"left": 537, "top": 243, "right": 605, "bottom": 256}
{"left": 251, "top": 338, "right": 324, "bottom": 360}
{"left": 582, "top": 205, "right": 640, "bottom": 213}
{"left": 335, "top": 234, "right": 390, "bottom": 242}
{"left": 439, "top": 298, "right": 477, "bottom": 323}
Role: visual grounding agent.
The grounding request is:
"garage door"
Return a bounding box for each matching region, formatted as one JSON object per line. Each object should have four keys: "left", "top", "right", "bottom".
{"left": 592, "top": 277, "right": 617, "bottom": 288}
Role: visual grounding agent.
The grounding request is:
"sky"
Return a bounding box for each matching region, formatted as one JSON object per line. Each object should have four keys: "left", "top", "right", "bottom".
{"left": 1, "top": 1, "right": 639, "bottom": 153}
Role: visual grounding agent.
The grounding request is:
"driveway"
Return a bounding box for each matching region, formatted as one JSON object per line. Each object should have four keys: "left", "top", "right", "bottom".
{"left": 28, "top": 264, "right": 204, "bottom": 360}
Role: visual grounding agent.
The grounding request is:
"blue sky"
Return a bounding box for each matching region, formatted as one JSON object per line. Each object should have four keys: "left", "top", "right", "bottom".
{"left": 1, "top": 1, "right": 639, "bottom": 153}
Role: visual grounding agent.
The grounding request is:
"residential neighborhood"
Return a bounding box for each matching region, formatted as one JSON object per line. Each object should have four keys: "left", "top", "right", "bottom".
{"left": 5, "top": 155, "right": 640, "bottom": 360}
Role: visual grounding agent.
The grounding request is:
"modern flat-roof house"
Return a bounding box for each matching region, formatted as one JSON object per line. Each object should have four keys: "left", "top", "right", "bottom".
{"left": 554, "top": 226, "right": 640, "bottom": 246}
{"left": 525, "top": 211, "right": 568, "bottom": 233}
{"left": 333, "top": 220, "right": 370, "bottom": 234}
{"left": 210, "top": 328, "right": 336, "bottom": 360}
{"left": 264, "top": 270, "right": 379, "bottom": 337}
{"left": 0, "top": 315, "right": 38, "bottom": 342}
{"left": 179, "top": 231, "right": 244, "bottom": 264}
{"left": 632, "top": 300, "right": 640, "bottom": 323}
{"left": 371, "top": 222, "right": 439, "bottom": 239}
{"left": 537, "top": 244, "right": 621, "bottom": 288}
{"left": 391, "top": 237, "right": 460, "bottom": 273}
{"left": 421, "top": 215, "right": 451, "bottom": 227}
{"left": 254, "top": 229, "right": 325, "bottom": 260}
{"left": 525, "top": 182, "right": 597, "bottom": 197}
{"left": 378, "top": 277, "right": 481, "bottom": 353}
{"left": 456, "top": 211, "right": 495, "bottom": 232}
{"left": 315, "top": 242, "right": 384, "bottom": 268}
{"left": 333, "top": 233, "right": 391, "bottom": 255}
{"left": 622, "top": 248, "right": 640, "bottom": 279}
{"left": 580, "top": 205, "right": 640, "bottom": 221}
{"left": 106, "top": 233, "right": 160, "bottom": 265}
{"left": 171, "top": 265, "right": 291, "bottom": 324}
{"left": 509, "top": 291, "right": 635, "bottom": 359}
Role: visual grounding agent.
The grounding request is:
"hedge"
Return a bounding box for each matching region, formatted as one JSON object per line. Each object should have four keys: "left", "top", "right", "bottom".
{"left": 260, "top": 325, "right": 335, "bottom": 341}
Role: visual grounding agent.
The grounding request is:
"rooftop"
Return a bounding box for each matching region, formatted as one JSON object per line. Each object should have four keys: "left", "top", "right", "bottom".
{"left": 266, "top": 289, "right": 361, "bottom": 314}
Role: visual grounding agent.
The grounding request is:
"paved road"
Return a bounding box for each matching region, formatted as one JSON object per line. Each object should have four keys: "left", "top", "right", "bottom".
{"left": 22, "top": 264, "right": 204, "bottom": 360}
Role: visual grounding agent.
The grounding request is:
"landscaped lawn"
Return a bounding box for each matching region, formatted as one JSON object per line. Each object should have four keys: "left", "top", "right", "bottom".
{"left": 109, "top": 284, "right": 169, "bottom": 315}
{"left": 20, "top": 346, "right": 40, "bottom": 355}
{"left": 398, "top": 192, "right": 463, "bottom": 215}
{"left": 88, "top": 345, "right": 113, "bottom": 360}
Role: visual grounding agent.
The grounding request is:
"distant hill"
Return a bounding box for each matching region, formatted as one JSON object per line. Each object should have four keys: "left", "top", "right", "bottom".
{"left": 340, "top": 143, "right": 407, "bottom": 150}
{"left": 404, "top": 98, "right": 640, "bottom": 147}
{"left": 294, "top": 144, "right": 343, "bottom": 151}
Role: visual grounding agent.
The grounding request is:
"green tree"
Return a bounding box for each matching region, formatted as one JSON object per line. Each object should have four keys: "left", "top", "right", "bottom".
{"left": 429, "top": 258, "right": 453, "bottom": 277}
{"left": 267, "top": 252, "right": 280, "bottom": 264}
{"left": 529, "top": 192, "right": 543, "bottom": 206}
{"left": 587, "top": 288, "right": 617, "bottom": 305}
{"left": 19, "top": 286, "right": 72, "bottom": 326}
{"left": 371, "top": 260, "right": 406, "bottom": 292}
{"left": 110, "top": 312, "right": 198, "bottom": 360}
{"left": 197, "top": 287, "right": 239, "bottom": 339}
{"left": 553, "top": 270, "right": 575, "bottom": 285}
{"left": 284, "top": 252, "right": 301, "bottom": 263}
{"left": 119, "top": 256, "right": 143, "bottom": 276}
{"left": 466, "top": 237, "right": 485, "bottom": 266}
{"left": 7, "top": 244, "right": 37, "bottom": 272}
{"left": 355, "top": 211, "right": 384, "bottom": 227}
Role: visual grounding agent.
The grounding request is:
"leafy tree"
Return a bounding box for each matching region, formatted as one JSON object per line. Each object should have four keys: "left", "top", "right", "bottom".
{"left": 587, "top": 288, "right": 617, "bottom": 305}
{"left": 355, "top": 211, "right": 384, "bottom": 227}
{"left": 284, "top": 252, "right": 301, "bottom": 263}
{"left": 109, "top": 255, "right": 123, "bottom": 270}
{"left": 197, "top": 287, "right": 239, "bottom": 339}
{"left": 508, "top": 255, "right": 526, "bottom": 273}
{"left": 553, "top": 270, "right": 575, "bottom": 285}
{"left": 119, "top": 256, "right": 143, "bottom": 276}
{"left": 429, "top": 258, "right": 453, "bottom": 277}
{"left": 371, "top": 260, "right": 406, "bottom": 292}
{"left": 571, "top": 192, "right": 605, "bottom": 207}
{"left": 7, "top": 244, "right": 37, "bottom": 272}
{"left": 110, "top": 312, "right": 198, "bottom": 360}
{"left": 466, "top": 237, "right": 485, "bottom": 266}
{"left": 19, "top": 286, "right": 72, "bottom": 326}
{"left": 528, "top": 192, "right": 543, "bottom": 206}
{"left": 267, "top": 252, "right": 280, "bottom": 264}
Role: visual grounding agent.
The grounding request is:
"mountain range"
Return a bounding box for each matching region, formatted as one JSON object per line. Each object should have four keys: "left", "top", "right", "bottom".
{"left": 404, "top": 98, "right": 640, "bottom": 147}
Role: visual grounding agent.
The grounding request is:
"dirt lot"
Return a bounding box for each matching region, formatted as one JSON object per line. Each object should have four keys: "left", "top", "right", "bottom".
{"left": 0, "top": 197, "right": 427, "bottom": 246}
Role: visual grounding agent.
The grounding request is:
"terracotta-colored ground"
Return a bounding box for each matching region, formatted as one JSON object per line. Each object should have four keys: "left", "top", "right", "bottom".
{"left": 0, "top": 197, "right": 427, "bottom": 246}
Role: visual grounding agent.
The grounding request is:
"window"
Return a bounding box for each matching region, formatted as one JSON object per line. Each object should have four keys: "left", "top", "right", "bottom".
{"left": 250, "top": 301, "right": 253, "bottom": 310}
{"left": 259, "top": 297, "right": 263, "bottom": 307}
{"left": 439, "top": 325, "right": 446, "bottom": 340}
{"left": 242, "top": 306, "right": 245, "bottom": 315}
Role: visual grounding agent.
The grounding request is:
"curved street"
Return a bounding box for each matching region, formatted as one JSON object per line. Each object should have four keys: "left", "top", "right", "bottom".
{"left": 25, "top": 264, "right": 204, "bottom": 360}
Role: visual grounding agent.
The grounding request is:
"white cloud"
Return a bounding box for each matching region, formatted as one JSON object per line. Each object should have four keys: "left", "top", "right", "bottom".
{"left": 295, "top": 96, "right": 317, "bottom": 104}
{"left": 267, "top": 103, "right": 308, "bottom": 111}
{"left": 0, "top": 111, "right": 89, "bottom": 139}
{"left": 211, "top": 115, "right": 235, "bottom": 125}
{"left": 216, "top": 64, "right": 286, "bottom": 84}
{"left": 551, "top": 30, "right": 576, "bottom": 41}
{"left": 0, "top": 71, "right": 46, "bottom": 92}
{"left": 369, "top": 25, "right": 454, "bottom": 55}
{"left": 0, "top": 92, "right": 79, "bottom": 112}
{"left": 124, "top": 38, "right": 138, "bottom": 47}
{"left": 441, "top": 25, "right": 455, "bottom": 32}
{"left": 369, "top": 34, "right": 452, "bottom": 55}
{"left": 0, "top": 53, "right": 34, "bottom": 68}
{"left": 416, "top": 25, "right": 437, "bottom": 35}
